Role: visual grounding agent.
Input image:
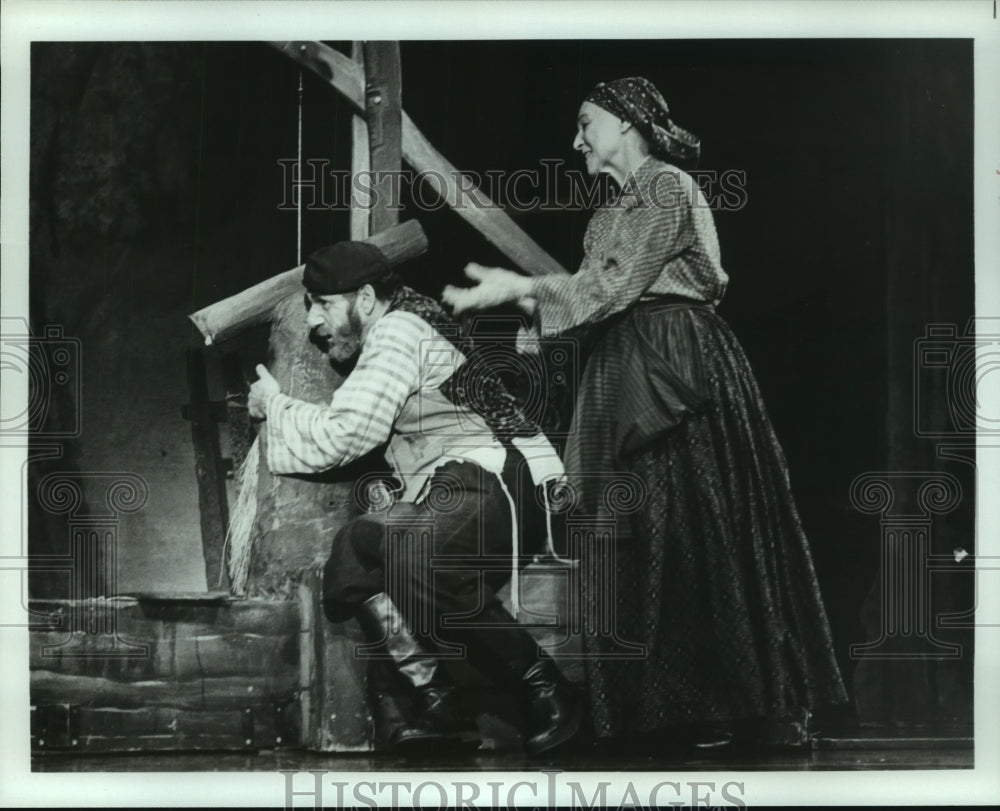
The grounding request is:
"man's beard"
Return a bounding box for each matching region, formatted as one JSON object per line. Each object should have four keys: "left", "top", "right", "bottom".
{"left": 326, "top": 329, "right": 361, "bottom": 364}
{"left": 321, "top": 302, "right": 363, "bottom": 365}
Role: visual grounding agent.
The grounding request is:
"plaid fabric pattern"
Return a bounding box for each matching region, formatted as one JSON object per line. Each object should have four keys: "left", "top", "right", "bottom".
{"left": 264, "top": 291, "right": 562, "bottom": 503}
{"left": 531, "top": 157, "right": 728, "bottom": 335}
{"left": 264, "top": 309, "right": 431, "bottom": 475}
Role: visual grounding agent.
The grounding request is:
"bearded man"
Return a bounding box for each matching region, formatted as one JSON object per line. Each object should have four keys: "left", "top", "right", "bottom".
{"left": 248, "top": 239, "right": 579, "bottom": 755}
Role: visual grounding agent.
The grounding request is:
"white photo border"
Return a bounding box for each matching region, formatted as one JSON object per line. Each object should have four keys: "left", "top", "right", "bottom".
{"left": 2, "top": 1, "right": 998, "bottom": 807}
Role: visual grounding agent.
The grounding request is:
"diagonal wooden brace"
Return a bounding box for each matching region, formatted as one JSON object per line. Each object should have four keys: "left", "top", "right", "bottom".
{"left": 188, "top": 219, "right": 427, "bottom": 345}
{"left": 269, "top": 40, "right": 568, "bottom": 279}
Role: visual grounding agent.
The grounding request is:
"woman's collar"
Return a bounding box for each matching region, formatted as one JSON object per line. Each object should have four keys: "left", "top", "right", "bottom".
{"left": 614, "top": 154, "right": 663, "bottom": 208}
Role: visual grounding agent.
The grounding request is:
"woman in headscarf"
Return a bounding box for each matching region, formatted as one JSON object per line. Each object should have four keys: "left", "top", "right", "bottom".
{"left": 443, "top": 77, "right": 847, "bottom": 746}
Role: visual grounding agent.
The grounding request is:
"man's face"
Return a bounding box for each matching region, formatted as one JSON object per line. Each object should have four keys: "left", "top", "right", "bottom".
{"left": 305, "top": 292, "right": 362, "bottom": 363}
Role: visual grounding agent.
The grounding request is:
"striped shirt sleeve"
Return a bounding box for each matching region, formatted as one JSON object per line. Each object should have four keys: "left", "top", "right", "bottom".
{"left": 263, "top": 311, "right": 424, "bottom": 475}
{"left": 530, "top": 166, "right": 696, "bottom": 334}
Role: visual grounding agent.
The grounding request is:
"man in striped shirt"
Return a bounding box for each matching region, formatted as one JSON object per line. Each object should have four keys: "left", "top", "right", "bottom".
{"left": 248, "top": 239, "right": 580, "bottom": 755}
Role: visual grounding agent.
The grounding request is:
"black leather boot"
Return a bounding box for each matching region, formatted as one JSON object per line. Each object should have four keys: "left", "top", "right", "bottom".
{"left": 522, "top": 655, "right": 582, "bottom": 755}
{"left": 445, "top": 599, "right": 581, "bottom": 755}
{"left": 355, "top": 592, "right": 477, "bottom": 751}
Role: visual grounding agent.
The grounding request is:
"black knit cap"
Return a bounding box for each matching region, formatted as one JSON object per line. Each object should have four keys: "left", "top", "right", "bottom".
{"left": 302, "top": 241, "right": 390, "bottom": 295}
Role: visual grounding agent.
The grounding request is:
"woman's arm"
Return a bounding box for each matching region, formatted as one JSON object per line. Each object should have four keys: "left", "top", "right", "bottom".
{"left": 531, "top": 174, "right": 695, "bottom": 335}
{"left": 443, "top": 168, "right": 698, "bottom": 335}
{"left": 442, "top": 263, "right": 533, "bottom": 315}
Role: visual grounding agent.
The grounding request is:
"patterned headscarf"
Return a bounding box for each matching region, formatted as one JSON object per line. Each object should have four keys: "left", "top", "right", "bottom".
{"left": 584, "top": 77, "right": 700, "bottom": 166}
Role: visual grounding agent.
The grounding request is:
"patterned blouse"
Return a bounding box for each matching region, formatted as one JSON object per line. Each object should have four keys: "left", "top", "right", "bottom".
{"left": 530, "top": 156, "right": 728, "bottom": 335}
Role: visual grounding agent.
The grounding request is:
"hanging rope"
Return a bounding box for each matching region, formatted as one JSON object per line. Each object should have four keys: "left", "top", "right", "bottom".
{"left": 297, "top": 69, "right": 304, "bottom": 265}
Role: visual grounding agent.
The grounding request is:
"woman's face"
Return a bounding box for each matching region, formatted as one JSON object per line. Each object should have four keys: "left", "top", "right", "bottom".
{"left": 573, "top": 101, "right": 625, "bottom": 176}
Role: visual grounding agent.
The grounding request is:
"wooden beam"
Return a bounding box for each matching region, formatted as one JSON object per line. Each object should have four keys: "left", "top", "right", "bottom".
{"left": 349, "top": 42, "right": 370, "bottom": 241}
{"left": 399, "top": 111, "right": 567, "bottom": 276}
{"left": 185, "top": 346, "right": 230, "bottom": 581}
{"left": 31, "top": 670, "right": 298, "bottom": 712}
{"left": 270, "top": 41, "right": 365, "bottom": 109}
{"left": 362, "top": 41, "right": 403, "bottom": 236}
{"left": 30, "top": 704, "right": 300, "bottom": 753}
{"left": 268, "top": 41, "right": 568, "bottom": 278}
{"left": 189, "top": 219, "right": 427, "bottom": 345}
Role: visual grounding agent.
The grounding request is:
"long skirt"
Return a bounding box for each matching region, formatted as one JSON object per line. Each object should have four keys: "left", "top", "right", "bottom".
{"left": 565, "top": 299, "right": 848, "bottom": 737}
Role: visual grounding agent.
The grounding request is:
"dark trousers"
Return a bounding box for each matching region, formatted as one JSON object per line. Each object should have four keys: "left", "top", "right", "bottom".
{"left": 323, "top": 459, "right": 539, "bottom": 684}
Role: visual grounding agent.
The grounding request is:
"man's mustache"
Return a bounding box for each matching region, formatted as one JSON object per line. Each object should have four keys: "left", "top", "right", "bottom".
{"left": 309, "top": 326, "right": 331, "bottom": 353}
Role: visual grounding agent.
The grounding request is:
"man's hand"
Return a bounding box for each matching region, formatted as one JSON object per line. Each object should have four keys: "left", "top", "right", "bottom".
{"left": 248, "top": 364, "right": 281, "bottom": 420}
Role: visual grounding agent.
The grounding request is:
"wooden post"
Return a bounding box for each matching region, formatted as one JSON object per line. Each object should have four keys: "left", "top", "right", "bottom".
{"left": 350, "top": 41, "right": 403, "bottom": 240}
{"left": 246, "top": 293, "right": 376, "bottom": 751}
{"left": 245, "top": 294, "right": 356, "bottom": 598}
{"left": 298, "top": 570, "right": 371, "bottom": 750}
{"left": 361, "top": 41, "right": 402, "bottom": 236}
{"left": 349, "top": 43, "right": 370, "bottom": 241}
{"left": 183, "top": 43, "right": 570, "bottom": 753}
{"left": 184, "top": 346, "right": 230, "bottom": 588}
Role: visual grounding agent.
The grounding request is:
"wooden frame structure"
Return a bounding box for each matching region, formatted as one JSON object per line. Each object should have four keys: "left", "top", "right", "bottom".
{"left": 184, "top": 41, "right": 568, "bottom": 580}
{"left": 33, "top": 43, "right": 576, "bottom": 755}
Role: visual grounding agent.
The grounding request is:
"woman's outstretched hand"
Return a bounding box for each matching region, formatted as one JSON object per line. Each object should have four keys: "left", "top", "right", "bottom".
{"left": 442, "top": 263, "right": 532, "bottom": 316}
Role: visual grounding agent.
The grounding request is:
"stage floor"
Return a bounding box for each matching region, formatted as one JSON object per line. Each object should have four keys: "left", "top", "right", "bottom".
{"left": 32, "top": 735, "right": 973, "bottom": 772}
